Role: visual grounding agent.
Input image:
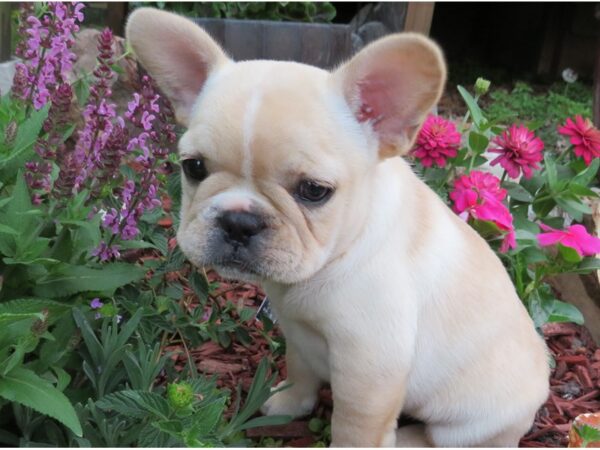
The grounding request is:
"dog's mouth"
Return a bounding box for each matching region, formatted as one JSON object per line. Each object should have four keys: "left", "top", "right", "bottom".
{"left": 216, "top": 257, "right": 259, "bottom": 274}
{"left": 211, "top": 258, "right": 263, "bottom": 282}
{"left": 208, "top": 243, "right": 264, "bottom": 279}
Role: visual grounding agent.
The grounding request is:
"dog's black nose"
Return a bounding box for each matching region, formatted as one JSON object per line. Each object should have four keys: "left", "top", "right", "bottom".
{"left": 218, "top": 211, "right": 265, "bottom": 245}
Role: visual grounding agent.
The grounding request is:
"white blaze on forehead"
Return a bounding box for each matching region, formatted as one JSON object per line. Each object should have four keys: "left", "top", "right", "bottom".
{"left": 241, "top": 89, "right": 264, "bottom": 180}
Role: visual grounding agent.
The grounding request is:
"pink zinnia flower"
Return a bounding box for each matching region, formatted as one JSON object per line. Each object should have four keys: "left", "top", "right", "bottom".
{"left": 489, "top": 125, "right": 544, "bottom": 179}
{"left": 450, "top": 171, "right": 516, "bottom": 252}
{"left": 537, "top": 224, "right": 600, "bottom": 257}
{"left": 412, "top": 115, "right": 461, "bottom": 168}
{"left": 558, "top": 116, "right": 600, "bottom": 166}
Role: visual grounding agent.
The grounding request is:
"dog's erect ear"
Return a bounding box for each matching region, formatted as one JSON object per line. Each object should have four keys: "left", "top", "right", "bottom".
{"left": 332, "top": 33, "right": 446, "bottom": 158}
{"left": 126, "top": 8, "right": 230, "bottom": 126}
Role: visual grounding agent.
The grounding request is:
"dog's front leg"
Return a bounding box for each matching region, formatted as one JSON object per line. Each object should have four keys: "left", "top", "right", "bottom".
{"left": 329, "top": 352, "right": 408, "bottom": 447}
{"left": 261, "top": 341, "right": 321, "bottom": 418}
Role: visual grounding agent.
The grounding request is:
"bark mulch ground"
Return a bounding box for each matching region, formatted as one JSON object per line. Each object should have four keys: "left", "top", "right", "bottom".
{"left": 169, "top": 273, "right": 599, "bottom": 447}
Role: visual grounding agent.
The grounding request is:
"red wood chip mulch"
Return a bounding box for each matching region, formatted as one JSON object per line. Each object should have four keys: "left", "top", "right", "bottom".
{"left": 169, "top": 274, "right": 599, "bottom": 446}
{"left": 520, "top": 322, "right": 600, "bottom": 447}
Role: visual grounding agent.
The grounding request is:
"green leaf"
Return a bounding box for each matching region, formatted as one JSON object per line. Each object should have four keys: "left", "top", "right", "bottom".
{"left": 572, "top": 158, "right": 600, "bottom": 187}
{"left": 521, "top": 173, "right": 544, "bottom": 196}
{"left": 568, "top": 257, "right": 600, "bottom": 274}
{"left": 118, "top": 240, "right": 159, "bottom": 250}
{"left": 0, "top": 224, "right": 19, "bottom": 235}
{"left": 568, "top": 183, "right": 599, "bottom": 198}
{"left": 0, "top": 105, "right": 50, "bottom": 176}
{"left": 504, "top": 181, "right": 533, "bottom": 202}
{"left": 457, "top": 85, "right": 485, "bottom": 127}
{"left": 521, "top": 246, "right": 547, "bottom": 264}
{"left": 544, "top": 153, "right": 558, "bottom": 191}
{"left": 0, "top": 367, "right": 82, "bottom": 436}
{"left": 547, "top": 300, "right": 584, "bottom": 325}
{"left": 34, "top": 263, "right": 146, "bottom": 298}
{"left": 555, "top": 196, "right": 591, "bottom": 221}
{"left": 558, "top": 243, "right": 582, "bottom": 263}
{"left": 1, "top": 171, "right": 35, "bottom": 231}
{"left": 575, "top": 424, "right": 600, "bottom": 446}
{"left": 0, "top": 298, "right": 69, "bottom": 320}
{"left": 96, "top": 390, "right": 170, "bottom": 420}
{"left": 0, "top": 312, "right": 43, "bottom": 326}
{"left": 189, "top": 270, "right": 209, "bottom": 302}
{"left": 237, "top": 414, "right": 292, "bottom": 432}
{"left": 468, "top": 131, "right": 489, "bottom": 155}
{"left": 188, "top": 398, "right": 226, "bottom": 436}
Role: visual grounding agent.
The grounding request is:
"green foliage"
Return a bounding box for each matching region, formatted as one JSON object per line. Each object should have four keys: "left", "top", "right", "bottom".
{"left": 575, "top": 424, "right": 600, "bottom": 448}
{"left": 0, "top": 4, "right": 285, "bottom": 446}
{"left": 131, "top": 1, "right": 336, "bottom": 23}
{"left": 484, "top": 81, "right": 592, "bottom": 146}
{"left": 418, "top": 78, "right": 599, "bottom": 329}
{"left": 0, "top": 367, "right": 82, "bottom": 437}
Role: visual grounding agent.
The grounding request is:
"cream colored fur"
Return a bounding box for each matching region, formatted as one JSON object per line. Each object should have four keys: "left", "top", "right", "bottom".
{"left": 126, "top": 8, "right": 550, "bottom": 447}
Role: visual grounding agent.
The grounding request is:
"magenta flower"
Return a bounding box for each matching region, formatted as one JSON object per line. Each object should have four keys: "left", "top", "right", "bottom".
{"left": 450, "top": 171, "right": 516, "bottom": 252}
{"left": 12, "top": 2, "right": 83, "bottom": 110}
{"left": 93, "top": 74, "right": 175, "bottom": 259}
{"left": 412, "top": 115, "right": 461, "bottom": 168}
{"left": 91, "top": 241, "right": 121, "bottom": 262}
{"left": 558, "top": 116, "right": 600, "bottom": 166}
{"left": 489, "top": 125, "right": 544, "bottom": 179}
{"left": 73, "top": 28, "right": 118, "bottom": 192}
{"left": 537, "top": 224, "right": 600, "bottom": 257}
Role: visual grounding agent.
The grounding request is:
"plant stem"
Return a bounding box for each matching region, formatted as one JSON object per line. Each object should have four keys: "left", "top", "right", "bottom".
{"left": 500, "top": 170, "right": 507, "bottom": 185}
{"left": 176, "top": 327, "right": 196, "bottom": 379}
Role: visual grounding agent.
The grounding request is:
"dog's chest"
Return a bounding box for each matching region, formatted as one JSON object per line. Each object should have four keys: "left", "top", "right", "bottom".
{"left": 280, "top": 317, "right": 330, "bottom": 381}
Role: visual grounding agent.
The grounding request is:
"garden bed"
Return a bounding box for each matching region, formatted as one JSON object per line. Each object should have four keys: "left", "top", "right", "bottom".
{"left": 164, "top": 268, "right": 600, "bottom": 447}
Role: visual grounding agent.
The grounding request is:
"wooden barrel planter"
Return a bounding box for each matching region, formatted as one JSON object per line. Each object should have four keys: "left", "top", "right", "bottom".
{"left": 192, "top": 18, "right": 354, "bottom": 69}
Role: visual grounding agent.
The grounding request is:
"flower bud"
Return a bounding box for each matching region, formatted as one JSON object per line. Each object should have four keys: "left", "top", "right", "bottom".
{"left": 4, "top": 121, "right": 17, "bottom": 145}
{"left": 167, "top": 382, "right": 194, "bottom": 409}
{"left": 474, "top": 77, "right": 491, "bottom": 96}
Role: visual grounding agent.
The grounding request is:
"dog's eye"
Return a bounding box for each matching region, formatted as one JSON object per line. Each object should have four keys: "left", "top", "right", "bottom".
{"left": 181, "top": 158, "right": 208, "bottom": 182}
{"left": 295, "top": 180, "right": 334, "bottom": 204}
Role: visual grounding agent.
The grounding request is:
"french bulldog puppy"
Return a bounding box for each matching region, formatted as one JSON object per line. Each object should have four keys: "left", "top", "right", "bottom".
{"left": 126, "top": 8, "right": 549, "bottom": 447}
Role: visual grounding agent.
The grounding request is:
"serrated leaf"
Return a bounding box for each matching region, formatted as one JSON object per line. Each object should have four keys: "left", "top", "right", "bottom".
{"left": 96, "top": 390, "right": 170, "bottom": 421}
{"left": 33, "top": 263, "right": 146, "bottom": 298}
{"left": 0, "top": 367, "right": 82, "bottom": 436}
{"left": 138, "top": 422, "right": 173, "bottom": 447}
{"left": 188, "top": 398, "right": 225, "bottom": 436}
{"left": 189, "top": 270, "right": 209, "bottom": 302}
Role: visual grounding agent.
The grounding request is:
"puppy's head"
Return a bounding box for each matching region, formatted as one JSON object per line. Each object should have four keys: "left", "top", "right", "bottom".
{"left": 126, "top": 9, "right": 446, "bottom": 284}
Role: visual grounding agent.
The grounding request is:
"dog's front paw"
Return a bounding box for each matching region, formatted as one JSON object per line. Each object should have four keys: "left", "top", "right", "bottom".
{"left": 261, "top": 381, "right": 317, "bottom": 418}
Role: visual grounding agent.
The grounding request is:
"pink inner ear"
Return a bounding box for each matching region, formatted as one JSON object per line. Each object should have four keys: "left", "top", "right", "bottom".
{"left": 355, "top": 73, "right": 411, "bottom": 143}
{"left": 355, "top": 77, "right": 387, "bottom": 126}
